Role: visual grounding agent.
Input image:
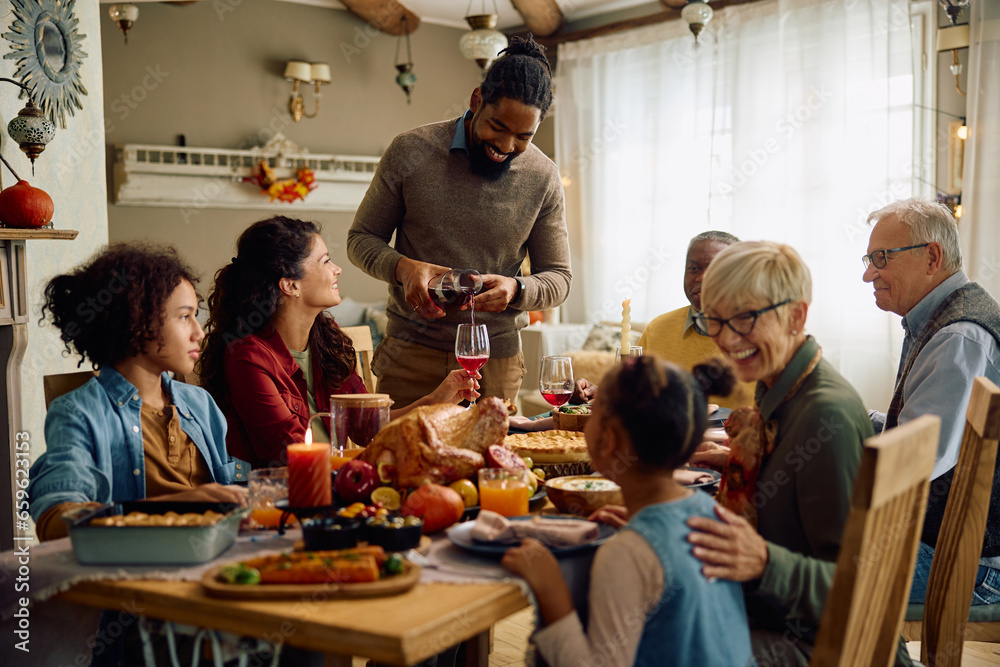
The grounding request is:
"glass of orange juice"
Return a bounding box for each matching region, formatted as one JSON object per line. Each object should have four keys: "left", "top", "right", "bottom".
{"left": 478, "top": 468, "right": 531, "bottom": 517}
{"left": 249, "top": 467, "right": 293, "bottom": 529}
{"left": 330, "top": 446, "right": 363, "bottom": 471}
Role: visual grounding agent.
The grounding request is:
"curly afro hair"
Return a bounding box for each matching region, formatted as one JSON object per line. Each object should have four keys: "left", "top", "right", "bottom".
{"left": 41, "top": 243, "right": 199, "bottom": 369}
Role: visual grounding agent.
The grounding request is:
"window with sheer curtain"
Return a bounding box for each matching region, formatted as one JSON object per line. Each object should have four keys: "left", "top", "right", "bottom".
{"left": 555, "top": 0, "right": 916, "bottom": 406}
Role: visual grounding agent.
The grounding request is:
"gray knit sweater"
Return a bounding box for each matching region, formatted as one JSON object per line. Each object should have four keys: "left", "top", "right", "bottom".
{"left": 347, "top": 118, "right": 571, "bottom": 357}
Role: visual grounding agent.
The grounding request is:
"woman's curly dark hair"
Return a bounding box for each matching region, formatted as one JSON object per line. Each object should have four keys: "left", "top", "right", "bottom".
{"left": 40, "top": 243, "right": 199, "bottom": 369}
{"left": 599, "top": 357, "right": 735, "bottom": 471}
{"left": 201, "top": 217, "right": 355, "bottom": 406}
{"left": 481, "top": 34, "right": 553, "bottom": 120}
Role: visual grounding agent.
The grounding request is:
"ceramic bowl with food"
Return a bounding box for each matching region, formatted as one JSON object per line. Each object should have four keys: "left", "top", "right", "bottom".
{"left": 364, "top": 513, "right": 424, "bottom": 552}
{"left": 552, "top": 405, "right": 592, "bottom": 432}
{"left": 302, "top": 516, "right": 361, "bottom": 551}
{"left": 545, "top": 475, "right": 623, "bottom": 516}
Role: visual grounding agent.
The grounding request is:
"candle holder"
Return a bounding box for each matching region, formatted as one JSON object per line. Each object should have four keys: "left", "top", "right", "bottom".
{"left": 273, "top": 498, "right": 339, "bottom": 536}
{"left": 614, "top": 345, "right": 643, "bottom": 364}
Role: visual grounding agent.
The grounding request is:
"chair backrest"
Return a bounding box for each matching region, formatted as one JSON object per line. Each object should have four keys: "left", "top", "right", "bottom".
{"left": 921, "top": 377, "right": 1000, "bottom": 665}
{"left": 811, "top": 414, "right": 941, "bottom": 667}
{"left": 342, "top": 325, "right": 376, "bottom": 393}
{"left": 44, "top": 370, "right": 97, "bottom": 409}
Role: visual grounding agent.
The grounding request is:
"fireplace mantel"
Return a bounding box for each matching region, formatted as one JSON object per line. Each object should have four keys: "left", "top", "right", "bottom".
{"left": 1, "top": 230, "right": 78, "bottom": 550}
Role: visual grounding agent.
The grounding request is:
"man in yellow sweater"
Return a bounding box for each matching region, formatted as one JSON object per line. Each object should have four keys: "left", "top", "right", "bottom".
{"left": 638, "top": 231, "right": 754, "bottom": 409}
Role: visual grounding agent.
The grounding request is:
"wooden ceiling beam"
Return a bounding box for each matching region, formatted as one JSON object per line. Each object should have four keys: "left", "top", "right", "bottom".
{"left": 510, "top": 0, "right": 564, "bottom": 37}
{"left": 338, "top": 0, "right": 420, "bottom": 36}
{"left": 534, "top": 0, "right": 760, "bottom": 48}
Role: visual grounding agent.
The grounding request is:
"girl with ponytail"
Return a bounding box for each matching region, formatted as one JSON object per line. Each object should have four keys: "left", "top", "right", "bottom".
{"left": 502, "top": 357, "right": 752, "bottom": 666}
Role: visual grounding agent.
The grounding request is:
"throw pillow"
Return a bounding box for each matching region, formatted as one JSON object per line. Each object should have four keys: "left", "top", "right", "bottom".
{"left": 582, "top": 324, "right": 641, "bottom": 352}
{"left": 363, "top": 306, "right": 388, "bottom": 349}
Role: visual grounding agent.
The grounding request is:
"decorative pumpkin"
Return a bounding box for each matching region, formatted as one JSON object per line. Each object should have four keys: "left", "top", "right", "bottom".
{"left": 0, "top": 180, "right": 54, "bottom": 229}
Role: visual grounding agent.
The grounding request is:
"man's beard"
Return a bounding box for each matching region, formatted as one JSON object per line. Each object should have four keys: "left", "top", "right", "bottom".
{"left": 468, "top": 139, "right": 518, "bottom": 181}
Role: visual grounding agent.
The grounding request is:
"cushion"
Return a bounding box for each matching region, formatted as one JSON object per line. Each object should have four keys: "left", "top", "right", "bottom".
{"left": 363, "top": 305, "right": 388, "bottom": 349}
{"left": 328, "top": 298, "right": 369, "bottom": 327}
{"left": 567, "top": 350, "right": 616, "bottom": 385}
{"left": 581, "top": 324, "right": 642, "bottom": 352}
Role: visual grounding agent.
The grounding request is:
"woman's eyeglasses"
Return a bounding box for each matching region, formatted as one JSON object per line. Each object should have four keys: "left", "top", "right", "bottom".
{"left": 694, "top": 300, "right": 792, "bottom": 337}
{"left": 861, "top": 243, "right": 929, "bottom": 269}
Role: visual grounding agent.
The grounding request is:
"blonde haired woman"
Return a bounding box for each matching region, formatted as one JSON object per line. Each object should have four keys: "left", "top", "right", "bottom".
{"left": 684, "top": 242, "right": 910, "bottom": 666}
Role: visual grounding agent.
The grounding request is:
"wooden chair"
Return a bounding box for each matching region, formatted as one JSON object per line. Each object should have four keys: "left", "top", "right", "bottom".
{"left": 342, "top": 325, "right": 376, "bottom": 393}
{"left": 901, "top": 377, "right": 1000, "bottom": 662}
{"left": 43, "top": 370, "right": 97, "bottom": 409}
{"left": 811, "top": 415, "right": 941, "bottom": 667}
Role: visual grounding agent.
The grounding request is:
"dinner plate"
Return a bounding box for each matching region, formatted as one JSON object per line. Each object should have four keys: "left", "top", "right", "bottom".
{"left": 683, "top": 467, "right": 721, "bottom": 490}
{"left": 461, "top": 488, "right": 547, "bottom": 521}
{"left": 708, "top": 407, "right": 733, "bottom": 429}
{"left": 200, "top": 560, "right": 421, "bottom": 600}
{"left": 446, "top": 516, "right": 615, "bottom": 558}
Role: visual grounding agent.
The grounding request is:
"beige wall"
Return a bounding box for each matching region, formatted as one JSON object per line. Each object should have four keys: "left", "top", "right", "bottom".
{"left": 1, "top": 1, "right": 109, "bottom": 464}
{"left": 102, "top": 0, "right": 495, "bottom": 304}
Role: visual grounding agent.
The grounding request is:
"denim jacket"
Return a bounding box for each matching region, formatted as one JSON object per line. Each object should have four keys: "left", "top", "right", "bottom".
{"left": 28, "top": 367, "right": 238, "bottom": 523}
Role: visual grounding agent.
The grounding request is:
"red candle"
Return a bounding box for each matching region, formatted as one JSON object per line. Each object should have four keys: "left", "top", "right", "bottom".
{"left": 287, "top": 428, "right": 332, "bottom": 508}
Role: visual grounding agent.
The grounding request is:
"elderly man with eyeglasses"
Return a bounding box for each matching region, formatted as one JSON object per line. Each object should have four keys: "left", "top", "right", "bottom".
{"left": 863, "top": 196, "right": 1000, "bottom": 606}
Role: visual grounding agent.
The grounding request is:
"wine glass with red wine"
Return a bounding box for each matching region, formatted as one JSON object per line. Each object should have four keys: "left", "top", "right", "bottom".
{"left": 455, "top": 323, "right": 490, "bottom": 406}
{"left": 539, "top": 356, "right": 574, "bottom": 410}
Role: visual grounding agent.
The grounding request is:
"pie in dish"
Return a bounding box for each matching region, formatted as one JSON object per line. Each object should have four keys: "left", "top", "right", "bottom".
{"left": 504, "top": 430, "right": 590, "bottom": 464}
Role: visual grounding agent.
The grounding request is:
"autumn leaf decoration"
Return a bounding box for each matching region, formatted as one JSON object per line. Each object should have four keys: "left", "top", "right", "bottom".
{"left": 243, "top": 160, "right": 317, "bottom": 203}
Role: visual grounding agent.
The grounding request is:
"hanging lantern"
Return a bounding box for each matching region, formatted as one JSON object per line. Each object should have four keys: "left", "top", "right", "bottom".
{"left": 394, "top": 16, "right": 417, "bottom": 104}
{"left": 108, "top": 4, "right": 139, "bottom": 44}
{"left": 459, "top": 13, "right": 508, "bottom": 72}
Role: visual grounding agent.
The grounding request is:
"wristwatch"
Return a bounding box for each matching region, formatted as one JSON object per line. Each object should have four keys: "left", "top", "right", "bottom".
{"left": 512, "top": 276, "right": 525, "bottom": 303}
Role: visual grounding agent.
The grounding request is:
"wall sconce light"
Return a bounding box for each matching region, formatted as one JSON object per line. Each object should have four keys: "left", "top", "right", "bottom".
{"left": 1, "top": 77, "right": 56, "bottom": 175}
{"left": 459, "top": 1, "right": 508, "bottom": 73}
{"left": 284, "top": 61, "right": 331, "bottom": 122}
{"left": 681, "top": 1, "right": 714, "bottom": 44}
{"left": 108, "top": 4, "right": 139, "bottom": 45}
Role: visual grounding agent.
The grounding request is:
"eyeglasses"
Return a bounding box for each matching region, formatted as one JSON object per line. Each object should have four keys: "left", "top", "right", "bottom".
{"left": 861, "top": 244, "right": 929, "bottom": 270}
{"left": 693, "top": 300, "right": 792, "bottom": 337}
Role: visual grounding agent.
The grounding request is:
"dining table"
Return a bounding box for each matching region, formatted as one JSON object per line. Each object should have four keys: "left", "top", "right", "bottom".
{"left": 2, "top": 497, "right": 600, "bottom": 667}
{"left": 57, "top": 573, "right": 527, "bottom": 666}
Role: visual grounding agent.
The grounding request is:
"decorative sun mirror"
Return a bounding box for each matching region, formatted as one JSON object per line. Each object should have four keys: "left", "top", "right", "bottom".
{"left": 3, "top": 0, "right": 88, "bottom": 128}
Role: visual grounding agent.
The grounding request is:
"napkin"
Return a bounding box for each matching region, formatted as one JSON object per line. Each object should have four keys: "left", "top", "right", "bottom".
{"left": 469, "top": 510, "right": 600, "bottom": 548}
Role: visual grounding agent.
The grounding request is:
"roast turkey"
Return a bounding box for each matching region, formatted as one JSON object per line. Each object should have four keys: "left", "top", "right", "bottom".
{"left": 358, "top": 397, "right": 509, "bottom": 488}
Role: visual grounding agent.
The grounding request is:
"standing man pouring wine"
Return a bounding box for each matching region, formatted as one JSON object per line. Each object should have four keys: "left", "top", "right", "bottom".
{"left": 347, "top": 35, "right": 572, "bottom": 408}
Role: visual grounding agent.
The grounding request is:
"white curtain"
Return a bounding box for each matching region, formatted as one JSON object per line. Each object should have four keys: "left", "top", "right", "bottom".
{"left": 556, "top": 0, "right": 914, "bottom": 406}
{"left": 960, "top": 0, "right": 1000, "bottom": 298}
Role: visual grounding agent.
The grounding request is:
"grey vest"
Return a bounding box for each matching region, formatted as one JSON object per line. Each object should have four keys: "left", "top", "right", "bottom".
{"left": 885, "top": 282, "right": 1000, "bottom": 556}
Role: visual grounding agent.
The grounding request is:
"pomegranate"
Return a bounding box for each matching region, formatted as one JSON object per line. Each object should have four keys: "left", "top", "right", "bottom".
{"left": 0, "top": 181, "right": 54, "bottom": 229}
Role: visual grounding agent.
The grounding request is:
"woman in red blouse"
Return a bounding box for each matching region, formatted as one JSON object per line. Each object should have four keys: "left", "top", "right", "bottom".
{"left": 201, "top": 217, "right": 478, "bottom": 468}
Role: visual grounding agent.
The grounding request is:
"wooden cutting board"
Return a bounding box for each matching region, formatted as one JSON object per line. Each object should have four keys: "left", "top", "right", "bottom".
{"left": 200, "top": 560, "right": 421, "bottom": 600}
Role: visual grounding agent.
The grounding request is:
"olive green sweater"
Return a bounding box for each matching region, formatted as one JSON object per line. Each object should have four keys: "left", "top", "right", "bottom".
{"left": 347, "top": 118, "right": 571, "bottom": 357}
{"left": 746, "top": 337, "right": 911, "bottom": 665}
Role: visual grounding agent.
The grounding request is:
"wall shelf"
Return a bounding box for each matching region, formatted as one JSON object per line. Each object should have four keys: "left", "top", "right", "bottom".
{"left": 0, "top": 228, "right": 78, "bottom": 240}
{"left": 112, "top": 144, "right": 380, "bottom": 213}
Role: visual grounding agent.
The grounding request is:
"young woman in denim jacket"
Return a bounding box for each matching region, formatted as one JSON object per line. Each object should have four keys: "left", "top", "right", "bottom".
{"left": 28, "top": 243, "right": 246, "bottom": 541}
